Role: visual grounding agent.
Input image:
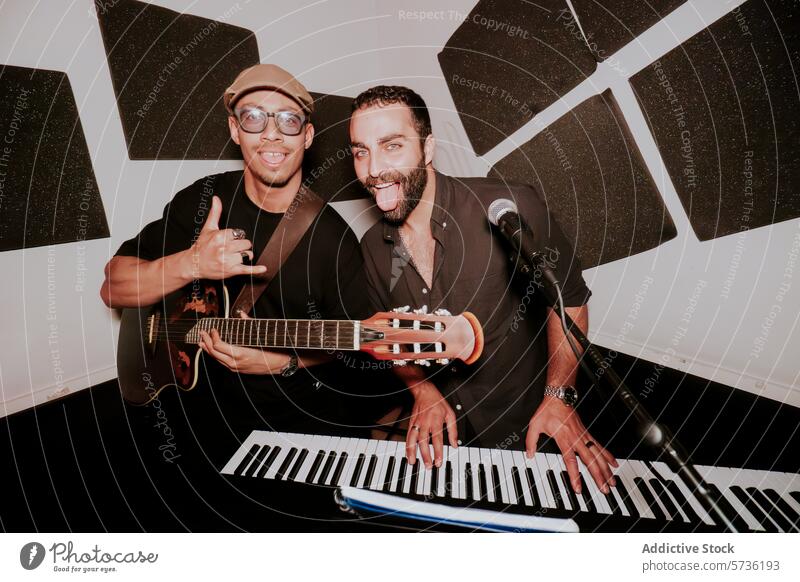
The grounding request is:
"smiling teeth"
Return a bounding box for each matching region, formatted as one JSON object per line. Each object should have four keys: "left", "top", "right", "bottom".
{"left": 374, "top": 182, "right": 396, "bottom": 189}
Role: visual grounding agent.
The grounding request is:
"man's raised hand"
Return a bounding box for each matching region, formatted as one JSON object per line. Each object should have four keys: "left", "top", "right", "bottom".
{"left": 186, "top": 195, "right": 267, "bottom": 280}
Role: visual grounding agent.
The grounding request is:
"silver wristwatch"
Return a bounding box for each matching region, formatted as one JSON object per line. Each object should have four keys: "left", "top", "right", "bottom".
{"left": 544, "top": 385, "right": 578, "bottom": 407}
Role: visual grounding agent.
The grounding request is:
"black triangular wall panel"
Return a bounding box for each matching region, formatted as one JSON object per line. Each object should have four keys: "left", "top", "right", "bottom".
{"left": 0, "top": 65, "right": 108, "bottom": 252}
{"left": 490, "top": 90, "right": 676, "bottom": 268}
{"left": 96, "top": 0, "right": 259, "bottom": 160}
{"left": 570, "top": 0, "right": 686, "bottom": 61}
{"left": 630, "top": 0, "right": 800, "bottom": 241}
{"left": 438, "top": 0, "right": 597, "bottom": 156}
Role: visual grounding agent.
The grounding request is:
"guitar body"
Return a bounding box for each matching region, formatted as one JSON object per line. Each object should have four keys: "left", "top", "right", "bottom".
{"left": 117, "top": 280, "right": 227, "bottom": 405}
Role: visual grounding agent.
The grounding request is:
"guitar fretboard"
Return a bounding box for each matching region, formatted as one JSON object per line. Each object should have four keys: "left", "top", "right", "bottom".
{"left": 185, "top": 318, "right": 359, "bottom": 350}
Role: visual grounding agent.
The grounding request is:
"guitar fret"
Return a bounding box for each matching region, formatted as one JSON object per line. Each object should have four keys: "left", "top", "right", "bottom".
{"left": 336, "top": 320, "right": 340, "bottom": 350}
{"left": 307, "top": 320, "right": 312, "bottom": 349}
{"left": 294, "top": 320, "right": 299, "bottom": 348}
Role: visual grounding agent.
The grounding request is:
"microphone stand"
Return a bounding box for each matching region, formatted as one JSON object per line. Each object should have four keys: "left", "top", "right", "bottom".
{"left": 516, "top": 247, "right": 739, "bottom": 533}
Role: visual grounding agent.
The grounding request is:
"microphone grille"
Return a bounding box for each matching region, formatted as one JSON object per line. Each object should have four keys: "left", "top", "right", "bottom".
{"left": 488, "top": 198, "right": 518, "bottom": 226}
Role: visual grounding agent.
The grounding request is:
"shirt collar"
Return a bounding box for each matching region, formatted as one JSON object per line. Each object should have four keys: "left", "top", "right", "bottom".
{"left": 381, "top": 170, "right": 453, "bottom": 243}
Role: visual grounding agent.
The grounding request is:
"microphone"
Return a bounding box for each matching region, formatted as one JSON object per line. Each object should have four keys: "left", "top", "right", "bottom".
{"left": 487, "top": 198, "right": 559, "bottom": 289}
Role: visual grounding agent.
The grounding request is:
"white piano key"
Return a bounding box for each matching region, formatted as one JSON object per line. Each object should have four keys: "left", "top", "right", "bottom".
{"left": 479, "top": 448, "right": 496, "bottom": 502}
{"left": 500, "top": 450, "right": 521, "bottom": 504}
{"left": 697, "top": 466, "right": 763, "bottom": 531}
{"left": 415, "top": 448, "right": 428, "bottom": 496}
{"left": 576, "top": 459, "right": 606, "bottom": 514}
{"left": 387, "top": 441, "right": 404, "bottom": 493}
{"left": 509, "top": 451, "right": 533, "bottom": 506}
{"left": 357, "top": 439, "right": 379, "bottom": 489}
{"left": 771, "top": 472, "right": 800, "bottom": 516}
{"left": 629, "top": 461, "right": 673, "bottom": 521}
{"left": 263, "top": 442, "right": 296, "bottom": 481}
{"left": 546, "top": 454, "right": 573, "bottom": 511}
{"left": 456, "top": 447, "right": 469, "bottom": 500}
{"left": 421, "top": 460, "right": 433, "bottom": 497}
{"left": 335, "top": 437, "right": 362, "bottom": 486}
{"left": 491, "top": 449, "right": 511, "bottom": 504}
{"left": 434, "top": 446, "right": 448, "bottom": 497}
{"left": 615, "top": 460, "right": 655, "bottom": 520}
{"left": 369, "top": 440, "right": 389, "bottom": 490}
{"left": 532, "top": 454, "right": 557, "bottom": 509}
{"left": 555, "top": 455, "right": 586, "bottom": 512}
{"left": 651, "top": 461, "right": 713, "bottom": 525}
{"left": 446, "top": 446, "right": 461, "bottom": 499}
{"left": 468, "top": 447, "right": 482, "bottom": 501}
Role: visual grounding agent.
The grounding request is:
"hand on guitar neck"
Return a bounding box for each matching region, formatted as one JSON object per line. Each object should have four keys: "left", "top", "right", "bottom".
{"left": 100, "top": 196, "right": 267, "bottom": 308}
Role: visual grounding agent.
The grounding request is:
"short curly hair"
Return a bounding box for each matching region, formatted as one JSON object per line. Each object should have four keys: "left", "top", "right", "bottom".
{"left": 351, "top": 85, "right": 432, "bottom": 139}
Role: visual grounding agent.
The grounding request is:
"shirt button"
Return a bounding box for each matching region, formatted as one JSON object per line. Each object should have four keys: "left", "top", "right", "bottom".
{"left": 451, "top": 366, "right": 457, "bottom": 373}
{"left": 457, "top": 439, "right": 462, "bottom": 446}
{"left": 443, "top": 221, "right": 447, "bottom": 228}
{"left": 422, "top": 288, "right": 428, "bottom": 294}
{"left": 455, "top": 404, "right": 462, "bottom": 411}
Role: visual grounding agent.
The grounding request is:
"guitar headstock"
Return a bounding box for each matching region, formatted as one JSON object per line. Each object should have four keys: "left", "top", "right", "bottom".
{"left": 360, "top": 306, "right": 484, "bottom": 366}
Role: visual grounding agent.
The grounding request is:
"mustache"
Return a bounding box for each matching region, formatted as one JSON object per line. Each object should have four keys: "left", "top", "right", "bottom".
{"left": 365, "top": 171, "right": 406, "bottom": 188}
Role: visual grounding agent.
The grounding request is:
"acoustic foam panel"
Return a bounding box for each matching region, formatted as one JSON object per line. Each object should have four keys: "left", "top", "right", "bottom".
{"left": 0, "top": 65, "right": 108, "bottom": 252}
{"left": 438, "top": 0, "right": 597, "bottom": 156}
{"left": 303, "top": 93, "right": 364, "bottom": 202}
{"left": 96, "top": 0, "right": 259, "bottom": 160}
{"left": 630, "top": 0, "right": 800, "bottom": 241}
{"left": 490, "top": 89, "right": 676, "bottom": 268}
{"left": 570, "top": 0, "right": 687, "bottom": 60}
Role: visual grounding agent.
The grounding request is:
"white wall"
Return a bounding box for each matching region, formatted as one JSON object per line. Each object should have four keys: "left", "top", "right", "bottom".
{"left": 1, "top": 0, "right": 797, "bottom": 417}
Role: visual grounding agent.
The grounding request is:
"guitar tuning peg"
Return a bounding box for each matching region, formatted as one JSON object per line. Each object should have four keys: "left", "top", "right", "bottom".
{"left": 435, "top": 358, "right": 450, "bottom": 365}
{"left": 433, "top": 308, "right": 452, "bottom": 316}
{"left": 391, "top": 306, "right": 411, "bottom": 313}
{"left": 413, "top": 359, "right": 431, "bottom": 367}
{"left": 412, "top": 305, "right": 429, "bottom": 315}
{"left": 392, "top": 359, "right": 408, "bottom": 366}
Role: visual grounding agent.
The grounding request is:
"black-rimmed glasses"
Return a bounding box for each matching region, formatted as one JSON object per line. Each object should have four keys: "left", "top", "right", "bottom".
{"left": 234, "top": 107, "right": 307, "bottom": 136}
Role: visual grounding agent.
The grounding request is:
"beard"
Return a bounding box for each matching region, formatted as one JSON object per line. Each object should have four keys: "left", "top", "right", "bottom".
{"left": 366, "top": 154, "right": 428, "bottom": 224}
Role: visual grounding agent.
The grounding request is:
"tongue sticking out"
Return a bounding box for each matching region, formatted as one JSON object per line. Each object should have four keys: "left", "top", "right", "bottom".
{"left": 375, "top": 182, "right": 401, "bottom": 212}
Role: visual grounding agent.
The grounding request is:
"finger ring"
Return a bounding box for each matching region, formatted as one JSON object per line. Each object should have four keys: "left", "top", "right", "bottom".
{"left": 412, "top": 425, "right": 420, "bottom": 432}
{"left": 240, "top": 251, "right": 249, "bottom": 262}
{"left": 585, "top": 441, "right": 595, "bottom": 448}
{"left": 232, "top": 228, "right": 246, "bottom": 240}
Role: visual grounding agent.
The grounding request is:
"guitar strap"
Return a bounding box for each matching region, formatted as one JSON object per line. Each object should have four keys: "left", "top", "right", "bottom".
{"left": 230, "top": 184, "right": 325, "bottom": 317}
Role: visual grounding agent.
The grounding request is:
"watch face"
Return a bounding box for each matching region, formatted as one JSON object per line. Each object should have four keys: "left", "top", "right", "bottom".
{"left": 562, "top": 387, "right": 578, "bottom": 407}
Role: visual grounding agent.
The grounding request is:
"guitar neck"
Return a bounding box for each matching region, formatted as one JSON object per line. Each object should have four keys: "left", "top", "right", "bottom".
{"left": 185, "top": 317, "right": 360, "bottom": 351}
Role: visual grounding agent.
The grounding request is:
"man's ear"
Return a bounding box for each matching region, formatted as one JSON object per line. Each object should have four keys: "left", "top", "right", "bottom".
{"left": 304, "top": 122, "right": 315, "bottom": 150}
{"left": 423, "top": 134, "right": 435, "bottom": 166}
{"left": 228, "top": 116, "right": 240, "bottom": 145}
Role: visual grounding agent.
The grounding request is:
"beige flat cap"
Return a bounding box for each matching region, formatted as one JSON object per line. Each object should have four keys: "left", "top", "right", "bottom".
{"left": 224, "top": 64, "right": 314, "bottom": 114}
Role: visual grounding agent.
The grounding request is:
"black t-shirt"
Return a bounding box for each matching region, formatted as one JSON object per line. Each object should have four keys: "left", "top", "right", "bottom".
{"left": 361, "top": 171, "right": 591, "bottom": 449}
{"left": 116, "top": 171, "right": 373, "bottom": 438}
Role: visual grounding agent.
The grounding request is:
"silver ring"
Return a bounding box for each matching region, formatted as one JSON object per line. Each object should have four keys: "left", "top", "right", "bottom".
{"left": 412, "top": 425, "right": 420, "bottom": 432}
{"left": 585, "top": 441, "right": 595, "bottom": 449}
{"left": 240, "top": 251, "right": 249, "bottom": 262}
{"left": 232, "top": 228, "right": 246, "bottom": 240}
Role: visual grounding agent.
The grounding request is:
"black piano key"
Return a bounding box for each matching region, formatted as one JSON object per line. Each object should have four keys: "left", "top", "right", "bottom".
{"left": 747, "top": 487, "right": 796, "bottom": 533}
{"left": 430, "top": 464, "right": 439, "bottom": 497}
{"left": 256, "top": 446, "right": 281, "bottom": 478}
{"left": 604, "top": 482, "right": 622, "bottom": 515}
{"left": 382, "top": 456, "right": 395, "bottom": 491}
{"left": 397, "top": 457, "right": 408, "bottom": 492}
{"left": 635, "top": 477, "right": 668, "bottom": 520}
{"left": 491, "top": 465, "right": 502, "bottom": 502}
{"left": 305, "top": 450, "right": 325, "bottom": 483}
{"left": 465, "top": 463, "right": 474, "bottom": 501}
{"left": 275, "top": 447, "right": 298, "bottom": 480}
{"left": 546, "top": 470, "right": 566, "bottom": 510}
{"left": 409, "top": 459, "right": 420, "bottom": 494}
{"left": 286, "top": 449, "right": 308, "bottom": 481}
{"left": 510, "top": 467, "right": 524, "bottom": 505}
{"left": 331, "top": 452, "right": 348, "bottom": 486}
{"left": 707, "top": 484, "right": 750, "bottom": 532}
{"left": 764, "top": 489, "right": 800, "bottom": 529}
{"left": 349, "top": 453, "right": 366, "bottom": 487}
{"left": 445, "top": 461, "right": 453, "bottom": 498}
{"left": 560, "top": 471, "right": 581, "bottom": 512}
{"left": 650, "top": 478, "right": 681, "bottom": 521}
{"left": 612, "top": 479, "right": 638, "bottom": 518}
{"left": 662, "top": 479, "right": 703, "bottom": 523}
{"left": 730, "top": 486, "right": 779, "bottom": 532}
{"left": 524, "top": 468, "right": 541, "bottom": 508}
{"left": 790, "top": 492, "right": 800, "bottom": 505}
{"left": 477, "top": 464, "right": 488, "bottom": 501}
{"left": 317, "top": 451, "right": 338, "bottom": 484}
{"left": 235, "top": 444, "right": 261, "bottom": 476}
{"left": 578, "top": 475, "right": 597, "bottom": 513}
{"left": 363, "top": 455, "right": 378, "bottom": 487}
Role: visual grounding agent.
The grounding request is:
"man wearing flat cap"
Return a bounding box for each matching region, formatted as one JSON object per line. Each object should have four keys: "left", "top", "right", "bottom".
{"left": 101, "top": 64, "right": 373, "bottom": 454}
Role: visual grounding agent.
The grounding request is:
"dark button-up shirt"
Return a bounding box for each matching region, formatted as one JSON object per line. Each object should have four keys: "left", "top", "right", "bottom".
{"left": 361, "top": 171, "right": 591, "bottom": 449}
